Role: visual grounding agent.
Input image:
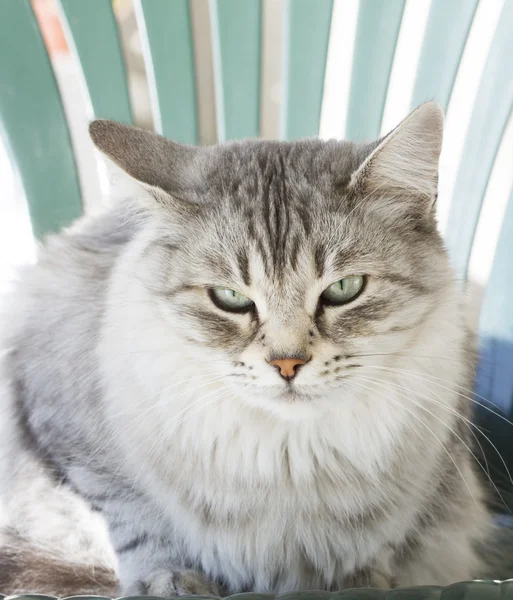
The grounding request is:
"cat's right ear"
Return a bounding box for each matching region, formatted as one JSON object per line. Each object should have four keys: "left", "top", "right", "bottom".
{"left": 89, "top": 120, "right": 205, "bottom": 202}
{"left": 349, "top": 102, "right": 443, "bottom": 213}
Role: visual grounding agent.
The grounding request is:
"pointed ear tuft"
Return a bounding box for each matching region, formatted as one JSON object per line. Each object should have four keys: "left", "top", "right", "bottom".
{"left": 89, "top": 120, "right": 202, "bottom": 197}
{"left": 351, "top": 102, "right": 444, "bottom": 206}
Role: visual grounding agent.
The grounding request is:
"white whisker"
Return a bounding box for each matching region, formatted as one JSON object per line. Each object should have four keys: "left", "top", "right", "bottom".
{"left": 356, "top": 374, "right": 510, "bottom": 510}
{"left": 348, "top": 378, "right": 479, "bottom": 507}
{"left": 361, "top": 364, "right": 513, "bottom": 427}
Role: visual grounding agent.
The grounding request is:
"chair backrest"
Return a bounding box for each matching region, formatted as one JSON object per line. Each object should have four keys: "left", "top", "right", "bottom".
{"left": 1, "top": 0, "right": 512, "bottom": 511}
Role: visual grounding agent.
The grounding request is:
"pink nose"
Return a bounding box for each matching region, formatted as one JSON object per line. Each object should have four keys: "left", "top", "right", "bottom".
{"left": 269, "top": 357, "right": 307, "bottom": 380}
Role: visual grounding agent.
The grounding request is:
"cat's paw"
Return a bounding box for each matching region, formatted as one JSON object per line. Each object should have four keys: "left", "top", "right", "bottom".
{"left": 343, "top": 567, "right": 395, "bottom": 590}
{"left": 369, "top": 569, "right": 396, "bottom": 589}
{"left": 128, "top": 568, "right": 221, "bottom": 597}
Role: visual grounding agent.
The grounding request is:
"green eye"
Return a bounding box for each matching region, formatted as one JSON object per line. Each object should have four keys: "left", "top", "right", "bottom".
{"left": 321, "top": 275, "right": 365, "bottom": 305}
{"left": 209, "top": 287, "right": 254, "bottom": 313}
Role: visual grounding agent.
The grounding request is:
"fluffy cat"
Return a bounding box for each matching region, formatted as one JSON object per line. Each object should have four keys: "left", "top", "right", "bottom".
{"left": 0, "top": 103, "right": 496, "bottom": 596}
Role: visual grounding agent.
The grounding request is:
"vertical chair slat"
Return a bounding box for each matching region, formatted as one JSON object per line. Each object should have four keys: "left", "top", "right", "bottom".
{"left": 345, "top": 0, "right": 405, "bottom": 141}
{"left": 0, "top": 0, "right": 82, "bottom": 238}
{"left": 58, "top": 0, "right": 133, "bottom": 123}
{"left": 210, "top": 0, "right": 262, "bottom": 141}
{"left": 410, "top": 0, "right": 478, "bottom": 111}
{"left": 445, "top": 0, "right": 513, "bottom": 280}
{"left": 280, "top": 0, "right": 333, "bottom": 141}
{"left": 135, "top": 0, "right": 198, "bottom": 143}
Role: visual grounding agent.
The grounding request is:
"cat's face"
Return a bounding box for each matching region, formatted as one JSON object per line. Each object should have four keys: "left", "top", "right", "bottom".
{"left": 142, "top": 144, "right": 449, "bottom": 410}
{"left": 91, "top": 103, "right": 449, "bottom": 414}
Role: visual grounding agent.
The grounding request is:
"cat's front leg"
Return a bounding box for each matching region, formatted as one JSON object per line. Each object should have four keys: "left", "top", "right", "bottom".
{"left": 105, "top": 511, "right": 221, "bottom": 597}
{"left": 125, "top": 568, "right": 221, "bottom": 597}
{"left": 117, "top": 536, "right": 221, "bottom": 597}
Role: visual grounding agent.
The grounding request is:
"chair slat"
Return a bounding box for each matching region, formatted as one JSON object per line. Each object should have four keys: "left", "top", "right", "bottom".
{"left": 0, "top": 0, "right": 82, "bottom": 238}
{"left": 411, "top": 0, "right": 478, "bottom": 111}
{"left": 58, "top": 0, "right": 133, "bottom": 123}
{"left": 445, "top": 0, "right": 513, "bottom": 280}
{"left": 346, "top": 0, "right": 405, "bottom": 141}
{"left": 476, "top": 180, "right": 513, "bottom": 415}
{"left": 135, "top": 0, "right": 198, "bottom": 143}
{"left": 280, "top": 0, "right": 333, "bottom": 141}
{"left": 210, "top": 0, "right": 262, "bottom": 141}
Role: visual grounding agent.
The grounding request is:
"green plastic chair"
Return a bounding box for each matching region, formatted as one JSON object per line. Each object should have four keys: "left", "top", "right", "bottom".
{"left": 0, "top": 0, "right": 512, "bottom": 569}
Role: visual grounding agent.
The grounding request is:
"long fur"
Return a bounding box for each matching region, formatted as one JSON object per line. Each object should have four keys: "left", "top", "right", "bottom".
{"left": 0, "top": 104, "right": 499, "bottom": 595}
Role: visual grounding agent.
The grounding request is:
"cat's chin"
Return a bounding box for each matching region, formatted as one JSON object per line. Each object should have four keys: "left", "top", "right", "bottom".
{"left": 250, "top": 383, "right": 321, "bottom": 404}
{"left": 276, "top": 388, "right": 315, "bottom": 402}
{"left": 237, "top": 384, "right": 335, "bottom": 421}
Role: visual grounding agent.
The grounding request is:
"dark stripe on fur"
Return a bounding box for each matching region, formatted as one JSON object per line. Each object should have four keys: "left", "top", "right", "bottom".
{"left": 236, "top": 250, "right": 251, "bottom": 286}
{"left": 116, "top": 533, "right": 149, "bottom": 554}
{"left": 11, "top": 371, "right": 68, "bottom": 484}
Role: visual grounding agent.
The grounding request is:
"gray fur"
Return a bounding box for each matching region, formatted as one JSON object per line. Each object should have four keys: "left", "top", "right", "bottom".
{"left": 0, "top": 104, "right": 500, "bottom": 595}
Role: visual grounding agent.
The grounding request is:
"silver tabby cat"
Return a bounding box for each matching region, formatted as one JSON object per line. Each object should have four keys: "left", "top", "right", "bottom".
{"left": 0, "top": 103, "right": 494, "bottom": 596}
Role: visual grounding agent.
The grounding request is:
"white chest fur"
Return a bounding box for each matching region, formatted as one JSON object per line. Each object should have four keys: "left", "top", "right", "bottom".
{"left": 99, "top": 243, "right": 467, "bottom": 591}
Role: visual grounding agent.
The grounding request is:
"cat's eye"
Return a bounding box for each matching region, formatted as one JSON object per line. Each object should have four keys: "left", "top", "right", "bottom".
{"left": 321, "top": 275, "right": 365, "bottom": 305}
{"left": 209, "top": 287, "right": 255, "bottom": 313}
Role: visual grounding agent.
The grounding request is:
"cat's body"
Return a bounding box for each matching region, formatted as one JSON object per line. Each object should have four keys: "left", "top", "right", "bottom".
{"left": 0, "top": 104, "right": 496, "bottom": 595}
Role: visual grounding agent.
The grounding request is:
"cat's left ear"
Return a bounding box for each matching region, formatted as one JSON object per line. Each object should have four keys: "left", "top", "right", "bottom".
{"left": 350, "top": 102, "right": 443, "bottom": 211}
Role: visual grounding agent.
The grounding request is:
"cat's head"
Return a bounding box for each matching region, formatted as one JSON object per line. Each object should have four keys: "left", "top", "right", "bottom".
{"left": 90, "top": 103, "right": 454, "bottom": 417}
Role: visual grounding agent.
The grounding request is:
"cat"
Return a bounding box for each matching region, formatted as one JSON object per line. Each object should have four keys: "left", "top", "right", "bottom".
{"left": 0, "top": 102, "right": 498, "bottom": 596}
